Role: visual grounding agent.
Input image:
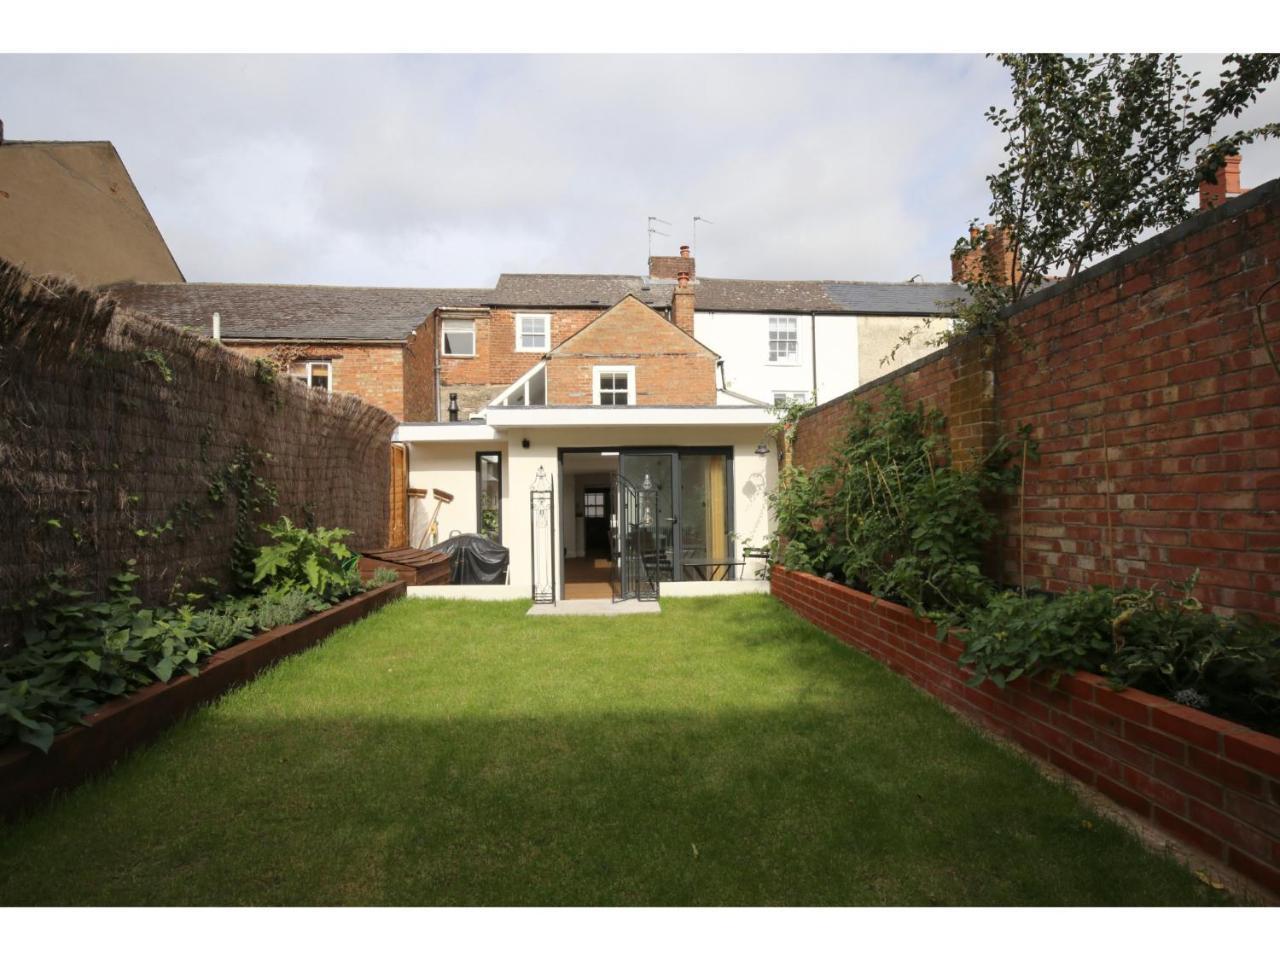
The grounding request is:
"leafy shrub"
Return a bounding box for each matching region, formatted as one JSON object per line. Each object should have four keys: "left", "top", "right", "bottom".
{"left": 1, "top": 548, "right": 354, "bottom": 752}
{"left": 1, "top": 564, "right": 214, "bottom": 752}
{"left": 770, "top": 387, "right": 1023, "bottom": 617}
{"left": 365, "top": 567, "right": 403, "bottom": 588}
{"left": 959, "top": 589, "right": 1118, "bottom": 688}
{"left": 959, "top": 577, "right": 1280, "bottom": 734}
{"left": 1102, "top": 579, "right": 1280, "bottom": 732}
{"left": 245, "top": 587, "right": 326, "bottom": 631}
{"left": 252, "top": 517, "right": 361, "bottom": 603}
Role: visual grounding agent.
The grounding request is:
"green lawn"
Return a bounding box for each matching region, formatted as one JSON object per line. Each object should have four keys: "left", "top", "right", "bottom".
{"left": 0, "top": 595, "right": 1228, "bottom": 906}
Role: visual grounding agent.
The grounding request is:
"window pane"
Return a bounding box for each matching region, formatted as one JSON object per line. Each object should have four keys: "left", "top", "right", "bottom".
{"left": 519, "top": 315, "right": 548, "bottom": 350}
{"left": 477, "top": 453, "right": 501, "bottom": 542}
{"left": 527, "top": 367, "right": 546, "bottom": 405}
{"left": 680, "top": 453, "right": 731, "bottom": 573}
{"left": 309, "top": 364, "right": 330, "bottom": 390}
{"left": 442, "top": 321, "right": 474, "bottom": 355}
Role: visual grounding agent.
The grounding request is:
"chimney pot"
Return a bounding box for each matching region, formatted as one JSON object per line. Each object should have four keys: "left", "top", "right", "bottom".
{"left": 448, "top": 392, "right": 459, "bottom": 422}
{"left": 679, "top": 244, "right": 690, "bottom": 258}
{"left": 677, "top": 270, "right": 690, "bottom": 288}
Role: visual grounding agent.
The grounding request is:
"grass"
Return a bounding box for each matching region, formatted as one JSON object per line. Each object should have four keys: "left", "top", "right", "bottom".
{"left": 0, "top": 595, "right": 1231, "bottom": 906}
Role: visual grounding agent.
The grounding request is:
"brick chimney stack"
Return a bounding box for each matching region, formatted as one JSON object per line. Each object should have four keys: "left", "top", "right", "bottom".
{"left": 649, "top": 243, "right": 695, "bottom": 281}
{"left": 672, "top": 270, "right": 695, "bottom": 337}
{"left": 951, "top": 224, "right": 1019, "bottom": 287}
{"left": 1199, "top": 154, "right": 1246, "bottom": 211}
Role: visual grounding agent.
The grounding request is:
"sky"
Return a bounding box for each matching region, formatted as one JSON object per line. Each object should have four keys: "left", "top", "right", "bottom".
{"left": 2, "top": 53, "right": 1278, "bottom": 288}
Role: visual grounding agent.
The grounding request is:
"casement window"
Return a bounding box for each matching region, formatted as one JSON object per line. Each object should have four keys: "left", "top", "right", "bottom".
{"left": 441, "top": 319, "right": 475, "bottom": 357}
{"left": 304, "top": 361, "right": 332, "bottom": 392}
{"left": 476, "top": 452, "right": 502, "bottom": 542}
{"left": 767, "top": 316, "right": 799, "bottom": 364}
{"left": 516, "top": 313, "right": 551, "bottom": 352}
{"left": 772, "top": 390, "right": 809, "bottom": 407}
{"left": 593, "top": 366, "right": 636, "bottom": 406}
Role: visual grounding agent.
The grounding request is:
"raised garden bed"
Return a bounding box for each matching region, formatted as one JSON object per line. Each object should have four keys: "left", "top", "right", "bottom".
{"left": 771, "top": 565, "right": 1280, "bottom": 897}
{"left": 0, "top": 579, "right": 405, "bottom": 820}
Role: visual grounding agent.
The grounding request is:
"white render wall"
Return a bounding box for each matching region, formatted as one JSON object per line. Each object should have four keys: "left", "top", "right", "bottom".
{"left": 410, "top": 424, "right": 776, "bottom": 598}
{"left": 694, "top": 310, "right": 950, "bottom": 407}
{"left": 694, "top": 311, "right": 815, "bottom": 406}
{"left": 405, "top": 440, "right": 509, "bottom": 552}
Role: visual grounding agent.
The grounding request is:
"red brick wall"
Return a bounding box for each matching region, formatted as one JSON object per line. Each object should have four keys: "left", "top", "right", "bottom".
{"left": 791, "top": 347, "right": 955, "bottom": 470}
{"left": 544, "top": 296, "right": 718, "bottom": 406}
{"left": 228, "top": 342, "right": 409, "bottom": 421}
{"left": 790, "top": 180, "right": 1280, "bottom": 619}
{"left": 772, "top": 567, "right": 1280, "bottom": 896}
{"left": 440, "top": 307, "right": 604, "bottom": 389}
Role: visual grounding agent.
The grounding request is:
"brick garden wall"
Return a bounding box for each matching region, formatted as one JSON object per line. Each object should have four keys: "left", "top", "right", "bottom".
{"left": 772, "top": 567, "right": 1280, "bottom": 896}
{"left": 790, "top": 178, "right": 1280, "bottom": 620}
{"left": 0, "top": 260, "right": 396, "bottom": 632}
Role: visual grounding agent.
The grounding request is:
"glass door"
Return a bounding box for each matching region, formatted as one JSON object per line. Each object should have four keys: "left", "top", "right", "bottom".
{"left": 678, "top": 452, "right": 733, "bottom": 581}
{"left": 619, "top": 452, "right": 678, "bottom": 583}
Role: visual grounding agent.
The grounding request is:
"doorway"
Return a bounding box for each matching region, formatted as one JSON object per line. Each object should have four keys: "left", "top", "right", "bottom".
{"left": 559, "top": 446, "right": 735, "bottom": 601}
{"left": 583, "top": 487, "right": 611, "bottom": 557}
{"left": 561, "top": 451, "right": 621, "bottom": 600}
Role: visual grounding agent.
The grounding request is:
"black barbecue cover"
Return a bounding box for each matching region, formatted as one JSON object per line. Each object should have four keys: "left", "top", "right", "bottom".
{"left": 434, "top": 534, "right": 510, "bottom": 585}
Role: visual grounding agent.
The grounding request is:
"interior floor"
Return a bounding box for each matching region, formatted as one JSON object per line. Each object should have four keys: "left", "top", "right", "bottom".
{"left": 563, "top": 556, "right": 617, "bottom": 600}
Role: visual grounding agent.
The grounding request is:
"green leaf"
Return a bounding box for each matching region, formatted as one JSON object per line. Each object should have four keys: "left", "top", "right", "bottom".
{"left": 18, "top": 722, "right": 55, "bottom": 754}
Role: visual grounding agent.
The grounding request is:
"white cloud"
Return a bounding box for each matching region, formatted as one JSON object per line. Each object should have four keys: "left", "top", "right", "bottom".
{"left": 1, "top": 54, "right": 1275, "bottom": 288}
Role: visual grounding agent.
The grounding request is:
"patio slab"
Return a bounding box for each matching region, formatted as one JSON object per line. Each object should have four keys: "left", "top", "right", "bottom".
{"left": 526, "top": 599, "right": 660, "bottom": 616}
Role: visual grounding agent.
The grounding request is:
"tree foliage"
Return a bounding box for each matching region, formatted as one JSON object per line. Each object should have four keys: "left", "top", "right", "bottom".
{"left": 952, "top": 53, "right": 1280, "bottom": 336}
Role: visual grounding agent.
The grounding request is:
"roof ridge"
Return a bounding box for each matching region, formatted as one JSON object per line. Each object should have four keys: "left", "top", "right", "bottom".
{"left": 110, "top": 280, "right": 496, "bottom": 294}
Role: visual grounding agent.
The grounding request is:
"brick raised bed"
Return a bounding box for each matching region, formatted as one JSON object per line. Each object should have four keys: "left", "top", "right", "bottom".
{"left": 0, "top": 579, "right": 406, "bottom": 820}
{"left": 771, "top": 565, "right": 1280, "bottom": 895}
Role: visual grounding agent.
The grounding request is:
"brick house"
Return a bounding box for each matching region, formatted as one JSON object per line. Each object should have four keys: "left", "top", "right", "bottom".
{"left": 433, "top": 249, "right": 961, "bottom": 420}
{"left": 109, "top": 254, "right": 961, "bottom": 604}
{"left": 397, "top": 288, "right": 780, "bottom": 601}
{"left": 108, "top": 282, "right": 489, "bottom": 421}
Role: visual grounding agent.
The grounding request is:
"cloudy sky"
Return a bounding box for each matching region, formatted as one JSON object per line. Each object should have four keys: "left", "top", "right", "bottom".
{"left": 3, "top": 54, "right": 1278, "bottom": 288}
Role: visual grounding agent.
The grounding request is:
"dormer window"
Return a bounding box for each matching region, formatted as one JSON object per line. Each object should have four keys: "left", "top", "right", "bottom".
{"left": 593, "top": 366, "right": 635, "bottom": 406}
{"left": 516, "top": 313, "right": 550, "bottom": 352}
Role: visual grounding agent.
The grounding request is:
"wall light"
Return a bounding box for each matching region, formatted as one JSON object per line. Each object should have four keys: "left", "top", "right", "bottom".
{"left": 754, "top": 440, "right": 769, "bottom": 456}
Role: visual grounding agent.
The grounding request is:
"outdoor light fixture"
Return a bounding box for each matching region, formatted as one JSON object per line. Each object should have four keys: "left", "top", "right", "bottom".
{"left": 755, "top": 440, "right": 769, "bottom": 455}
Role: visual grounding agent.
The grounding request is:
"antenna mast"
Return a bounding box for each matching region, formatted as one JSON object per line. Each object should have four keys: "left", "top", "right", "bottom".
{"left": 693, "top": 215, "right": 714, "bottom": 252}
{"left": 647, "top": 216, "right": 671, "bottom": 258}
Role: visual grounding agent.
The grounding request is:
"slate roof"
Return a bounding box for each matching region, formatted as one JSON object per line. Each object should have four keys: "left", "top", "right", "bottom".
{"left": 106, "top": 282, "right": 491, "bottom": 341}
{"left": 490, "top": 274, "right": 962, "bottom": 315}
{"left": 488, "top": 274, "right": 673, "bottom": 309}
{"left": 105, "top": 273, "right": 962, "bottom": 343}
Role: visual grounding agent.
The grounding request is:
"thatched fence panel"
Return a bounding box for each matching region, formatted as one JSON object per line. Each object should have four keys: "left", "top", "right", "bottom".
{"left": 0, "top": 259, "right": 395, "bottom": 638}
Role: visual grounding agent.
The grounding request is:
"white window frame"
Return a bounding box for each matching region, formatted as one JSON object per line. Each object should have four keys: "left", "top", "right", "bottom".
{"left": 767, "top": 316, "right": 800, "bottom": 366}
{"left": 490, "top": 361, "right": 548, "bottom": 408}
{"left": 441, "top": 318, "right": 476, "bottom": 357}
{"left": 772, "top": 390, "right": 809, "bottom": 407}
{"left": 592, "top": 365, "right": 636, "bottom": 406}
{"left": 304, "top": 360, "right": 333, "bottom": 393}
{"left": 515, "top": 312, "right": 551, "bottom": 353}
